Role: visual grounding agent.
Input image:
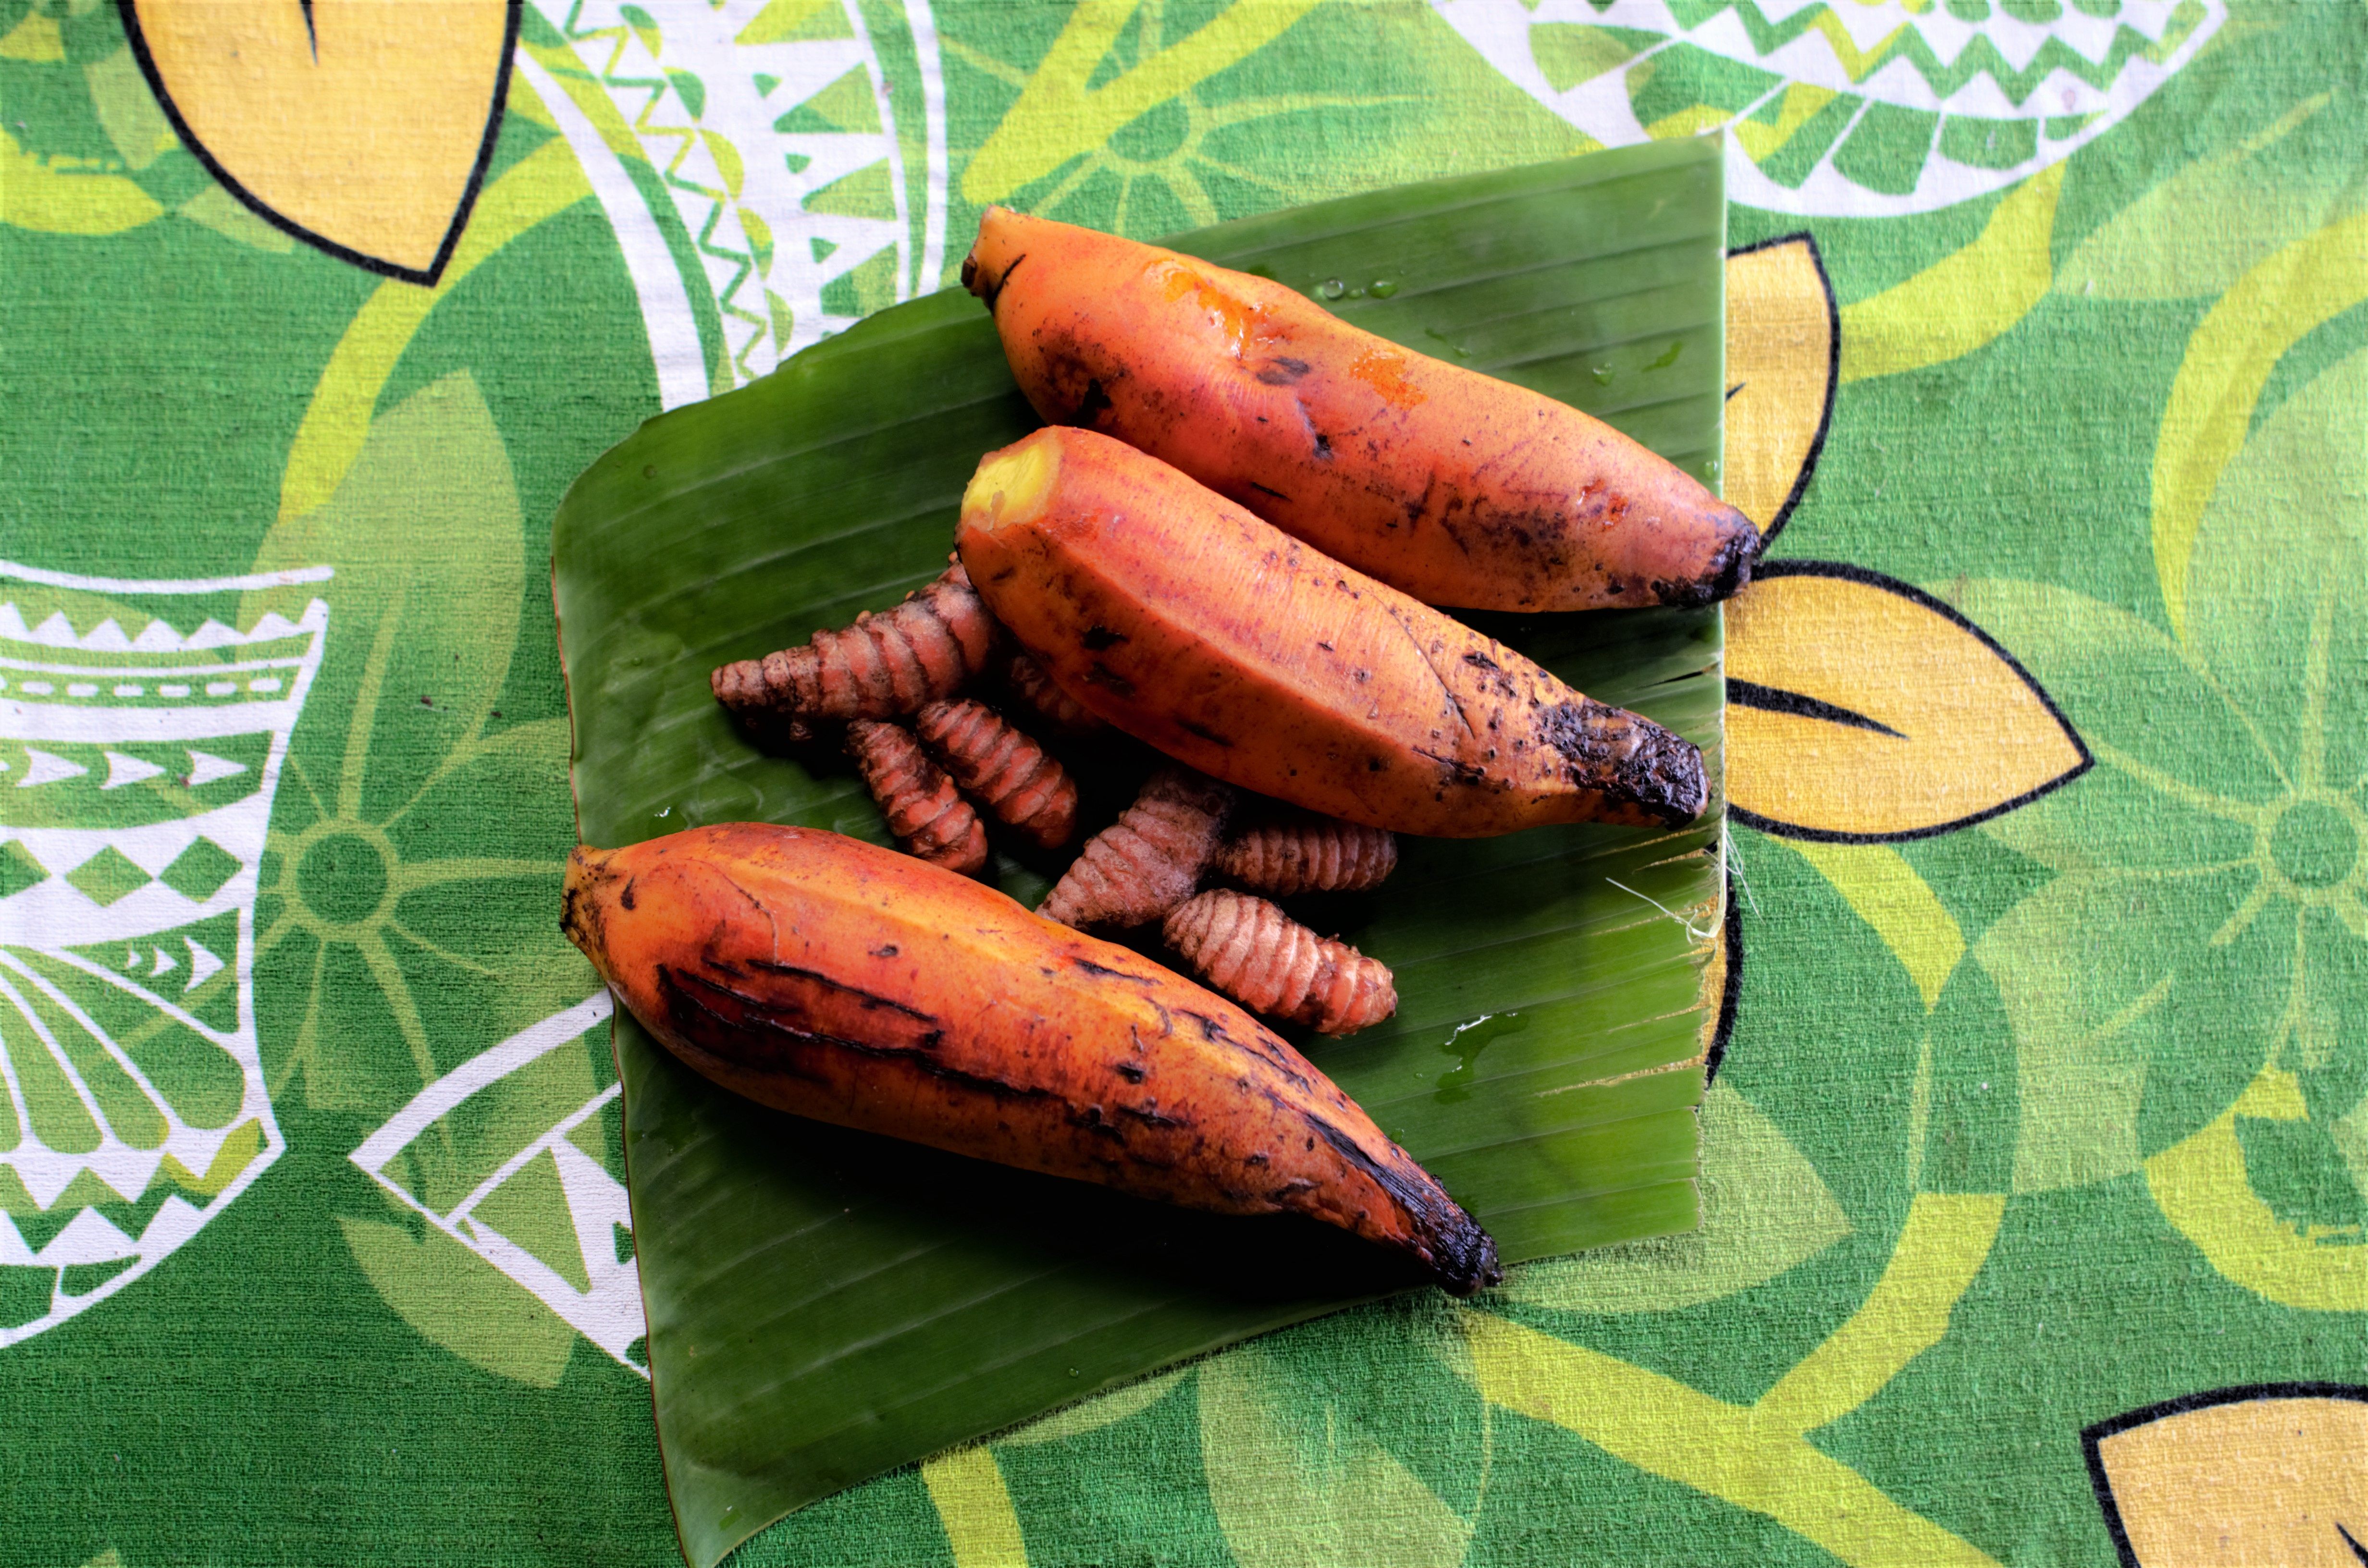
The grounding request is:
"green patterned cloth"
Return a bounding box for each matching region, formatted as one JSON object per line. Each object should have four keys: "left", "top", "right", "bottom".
{"left": 2, "top": 0, "right": 2363, "bottom": 1563}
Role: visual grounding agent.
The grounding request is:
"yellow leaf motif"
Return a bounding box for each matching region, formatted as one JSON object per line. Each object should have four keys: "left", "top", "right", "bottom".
{"left": 276, "top": 135, "right": 591, "bottom": 520}
{"left": 2145, "top": 1068, "right": 2368, "bottom": 1314}
{"left": 1725, "top": 234, "right": 1838, "bottom": 541}
{"left": 1752, "top": 1194, "right": 2003, "bottom": 1435}
{"left": 961, "top": 0, "right": 1323, "bottom": 204}
{"left": 2084, "top": 1386, "right": 2368, "bottom": 1567}
{"left": 1000, "top": 1368, "right": 1185, "bottom": 1446}
{"left": 1200, "top": 1346, "right": 1474, "bottom": 1568}
{"left": 337, "top": 1214, "right": 576, "bottom": 1387}
{"left": 1465, "top": 1290, "right": 2003, "bottom": 1568}
{"left": 177, "top": 183, "right": 299, "bottom": 252}
{"left": 0, "top": 9, "right": 62, "bottom": 61}
{"left": 1786, "top": 842, "right": 1964, "bottom": 1011}
{"left": 0, "top": 129, "right": 164, "bottom": 236}
{"left": 919, "top": 1446, "right": 1030, "bottom": 1568}
{"left": 2150, "top": 211, "right": 2368, "bottom": 643}
{"left": 2057, "top": 94, "right": 2355, "bottom": 305}
{"left": 123, "top": 0, "right": 518, "bottom": 281}
{"left": 84, "top": 46, "right": 178, "bottom": 172}
{"left": 1838, "top": 162, "right": 2063, "bottom": 385}
{"left": 1727, "top": 563, "right": 2090, "bottom": 843}
{"left": 1497, "top": 1080, "right": 1851, "bottom": 1315}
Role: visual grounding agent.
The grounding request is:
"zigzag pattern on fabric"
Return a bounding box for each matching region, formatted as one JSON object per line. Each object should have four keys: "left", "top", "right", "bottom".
{"left": 1664, "top": 0, "right": 2204, "bottom": 106}
{"left": 2, "top": 1121, "right": 263, "bottom": 1253}
{"left": 556, "top": 2, "right": 771, "bottom": 380}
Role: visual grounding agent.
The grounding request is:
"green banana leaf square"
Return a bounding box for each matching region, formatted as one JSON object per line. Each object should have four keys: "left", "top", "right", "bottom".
{"left": 552, "top": 136, "right": 1728, "bottom": 1568}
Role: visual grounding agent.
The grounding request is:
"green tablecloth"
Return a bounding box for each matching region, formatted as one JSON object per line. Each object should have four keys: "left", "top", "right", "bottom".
{"left": 2, "top": 0, "right": 2362, "bottom": 1563}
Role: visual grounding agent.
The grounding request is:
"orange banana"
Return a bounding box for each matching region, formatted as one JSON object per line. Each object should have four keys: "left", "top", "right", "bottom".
{"left": 963, "top": 207, "right": 1757, "bottom": 612}
{"left": 562, "top": 822, "right": 1501, "bottom": 1294}
{"left": 958, "top": 427, "right": 1706, "bottom": 837}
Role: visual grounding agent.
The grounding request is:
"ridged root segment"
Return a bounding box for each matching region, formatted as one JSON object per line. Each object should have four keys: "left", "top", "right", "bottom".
{"left": 1038, "top": 766, "right": 1233, "bottom": 929}
{"left": 847, "top": 720, "right": 987, "bottom": 874}
{"left": 1003, "top": 649, "right": 1106, "bottom": 735}
{"left": 914, "top": 698, "right": 1079, "bottom": 849}
{"left": 1218, "top": 815, "right": 1398, "bottom": 897}
{"left": 1162, "top": 890, "right": 1397, "bottom": 1036}
{"left": 712, "top": 563, "right": 997, "bottom": 723}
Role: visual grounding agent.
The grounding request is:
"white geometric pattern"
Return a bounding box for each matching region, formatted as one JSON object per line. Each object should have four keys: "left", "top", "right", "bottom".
{"left": 0, "top": 559, "right": 331, "bottom": 1346}
{"left": 351, "top": 992, "right": 647, "bottom": 1373}
{"left": 1433, "top": 0, "right": 2224, "bottom": 215}
{"left": 522, "top": 0, "right": 950, "bottom": 408}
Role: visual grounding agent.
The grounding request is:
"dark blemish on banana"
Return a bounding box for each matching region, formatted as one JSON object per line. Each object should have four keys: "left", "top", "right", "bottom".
{"left": 1178, "top": 718, "right": 1233, "bottom": 747}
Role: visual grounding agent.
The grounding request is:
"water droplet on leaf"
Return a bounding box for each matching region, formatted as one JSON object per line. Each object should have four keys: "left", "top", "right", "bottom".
{"left": 1435, "top": 1013, "right": 1527, "bottom": 1103}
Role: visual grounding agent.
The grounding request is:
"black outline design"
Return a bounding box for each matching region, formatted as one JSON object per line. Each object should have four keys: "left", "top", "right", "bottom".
{"left": 1727, "top": 559, "right": 2093, "bottom": 845}
{"left": 2080, "top": 1383, "right": 2368, "bottom": 1568}
{"left": 117, "top": 0, "right": 521, "bottom": 286}
{"left": 1703, "top": 864, "right": 1743, "bottom": 1085}
{"left": 1728, "top": 678, "right": 1903, "bottom": 738}
{"left": 1725, "top": 233, "right": 1839, "bottom": 547}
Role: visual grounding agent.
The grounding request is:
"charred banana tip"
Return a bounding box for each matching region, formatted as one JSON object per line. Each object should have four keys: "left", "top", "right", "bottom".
{"left": 1711, "top": 516, "right": 1762, "bottom": 600}
{"left": 1644, "top": 732, "right": 1710, "bottom": 827}
{"left": 1429, "top": 1213, "right": 1503, "bottom": 1297}
{"left": 1537, "top": 701, "right": 1708, "bottom": 826}
{"left": 1657, "top": 514, "right": 1762, "bottom": 609}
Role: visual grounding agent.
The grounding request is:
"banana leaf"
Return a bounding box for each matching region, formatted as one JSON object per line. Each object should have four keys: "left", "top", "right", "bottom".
{"left": 553, "top": 135, "right": 1728, "bottom": 1568}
